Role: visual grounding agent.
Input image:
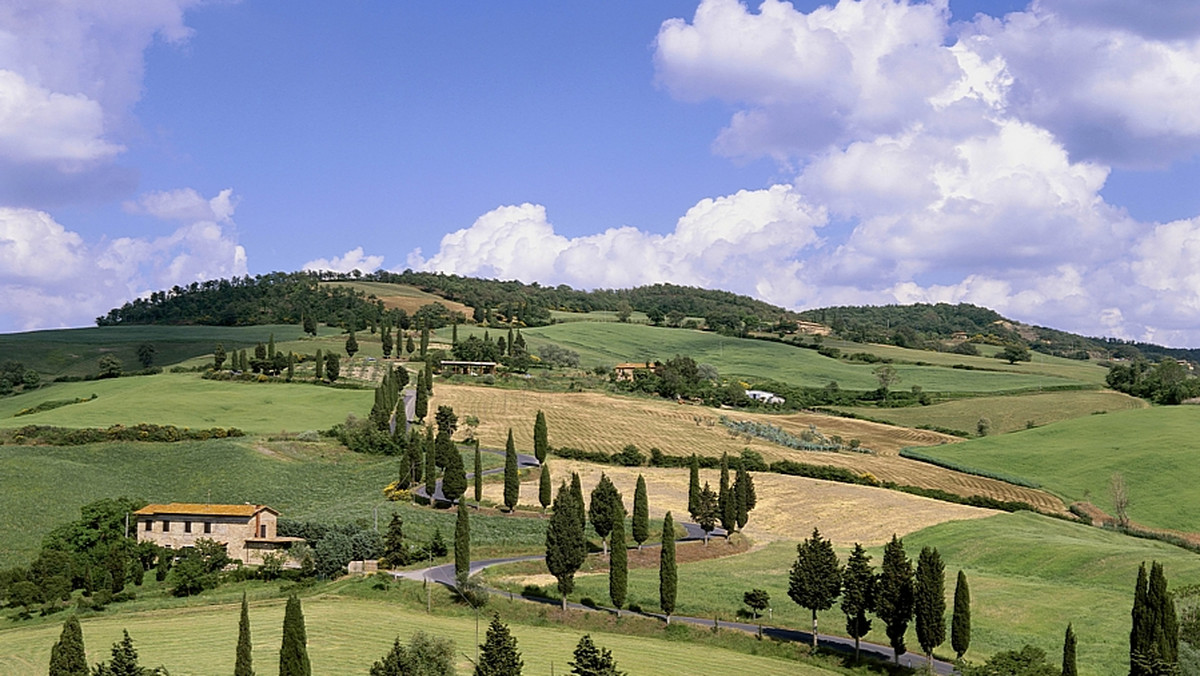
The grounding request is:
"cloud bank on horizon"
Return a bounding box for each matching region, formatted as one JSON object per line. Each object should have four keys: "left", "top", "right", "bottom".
{"left": 403, "top": 0, "right": 1200, "bottom": 347}
{"left": 5, "top": 0, "right": 1200, "bottom": 348}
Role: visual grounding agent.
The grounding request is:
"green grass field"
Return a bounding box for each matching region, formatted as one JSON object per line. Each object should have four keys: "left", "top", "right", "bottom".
{"left": 837, "top": 390, "right": 1146, "bottom": 435}
{"left": 492, "top": 323, "right": 1091, "bottom": 393}
{"left": 0, "top": 585, "right": 829, "bottom": 676}
{"left": 0, "top": 437, "right": 546, "bottom": 567}
{"left": 559, "top": 512, "right": 1200, "bottom": 676}
{"left": 914, "top": 406, "right": 1200, "bottom": 531}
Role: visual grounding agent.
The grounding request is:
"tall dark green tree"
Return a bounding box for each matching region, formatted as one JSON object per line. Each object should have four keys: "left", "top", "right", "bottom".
{"left": 569, "top": 634, "right": 625, "bottom": 676}
{"left": 504, "top": 429, "right": 519, "bottom": 511}
{"left": 424, "top": 357, "right": 434, "bottom": 396}
{"left": 789, "top": 527, "right": 842, "bottom": 648}
{"left": 381, "top": 325, "right": 393, "bottom": 358}
{"left": 213, "top": 343, "right": 227, "bottom": 371}
{"left": 539, "top": 461, "right": 552, "bottom": 512}
{"left": 286, "top": 352, "right": 295, "bottom": 381}
{"left": 415, "top": 372, "right": 428, "bottom": 421}
{"left": 1132, "top": 561, "right": 1179, "bottom": 676}
{"left": 546, "top": 482, "right": 586, "bottom": 611}
{"left": 476, "top": 614, "right": 523, "bottom": 676}
{"left": 382, "top": 513, "right": 407, "bottom": 568}
{"left": 474, "top": 442, "right": 483, "bottom": 503}
{"left": 717, "top": 453, "right": 735, "bottom": 534}
{"left": 609, "top": 514, "right": 627, "bottom": 617}
{"left": 506, "top": 325, "right": 515, "bottom": 356}
{"left": 48, "top": 614, "right": 88, "bottom": 676}
{"left": 914, "top": 546, "right": 946, "bottom": 670}
{"left": 424, "top": 427, "right": 437, "bottom": 498}
{"left": 324, "top": 352, "right": 340, "bottom": 382}
{"left": 694, "top": 482, "right": 719, "bottom": 544}
{"left": 570, "top": 472, "right": 585, "bottom": 531}
{"left": 455, "top": 500, "right": 470, "bottom": 587}
{"left": 952, "top": 569, "right": 971, "bottom": 660}
{"left": 632, "top": 475, "right": 649, "bottom": 550}
{"left": 1063, "top": 623, "right": 1078, "bottom": 676}
{"left": 279, "top": 595, "right": 311, "bottom": 676}
{"left": 877, "top": 535, "right": 915, "bottom": 663}
{"left": 314, "top": 349, "right": 324, "bottom": 380}
{"left": 687, "top": 454, "right": 700, "bottom": 519}
{"left": 406, "top": 333, "right": 415, "bottom": 355}
{"left": 93, "top": 629, "right": 146, "bottom": 676}
{"left": 588, "top": 473, "right": 622, "bottom": 556}
{"left": 345, "top": 331, "right": 358, "bottom": 358}
{"left": 441, "top": 441, "right": 468, "bottom": 503}
{"left": 659, "top": 511, "right": 677, "bottom": 623}
{"left": 302, "top": 314, "right": 316, "bottom": 337}
{"left": 236, "top": 591, "right": 254, "bottom": 676}
{"left": 533, "top": 410, "right": 549, "bottom": 463}
{"left": 733, "top": 465, "right": 755, "bottom": 530}
{"left": 370, "top": 632, "right": 455, "bottom": 676}
{"left": 841, "top": 543, "right": 876, "bottom": 663}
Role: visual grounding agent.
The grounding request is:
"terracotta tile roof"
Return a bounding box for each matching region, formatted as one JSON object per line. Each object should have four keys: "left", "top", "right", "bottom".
{"left": 133, "top": 503, "right": 277, "bottom": 518}
{"left": 614, "top": 362, "right": 654, "bottom": 369}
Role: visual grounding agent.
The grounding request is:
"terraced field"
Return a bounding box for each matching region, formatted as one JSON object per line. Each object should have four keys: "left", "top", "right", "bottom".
{"left": 432, "top": 384, "right": 1065, "bottom": 513}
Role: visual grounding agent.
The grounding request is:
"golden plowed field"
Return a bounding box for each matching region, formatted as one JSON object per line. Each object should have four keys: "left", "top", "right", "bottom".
{"left": 433, "top": 384, "right": 1065, "bottom": 513}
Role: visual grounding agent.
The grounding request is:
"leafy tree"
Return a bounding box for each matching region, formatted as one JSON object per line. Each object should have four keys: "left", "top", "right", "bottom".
{"left": 370, "top": 632, "right": 456, "bottom": 676}
{"left": 874, "top": 364, "right": 900, "bottom": 392}
{"left": 98, "top": 354, "right": 123, "bottom": 379}
{"left": 435, "top": 405, "right": 458, "bottom": 439}
{"left": 659, "top": 512, "right": 677, "bottom": 623}
{"left": 915, "top": 546, "right": 946, "bottom": 669}
{"left": 504, "top": 429, "right": 519, "bottom": 511}
{"left": 48, "top": 614, "right": 88, "bottom": 676}
{"left": 212, "top": 343, "right": 227, "bottom": 370}
{"left": 236, "top": 592, "right": 254, "bottom": 676}
{"left": 476, "top": 613, "right": 523, "bottom": 676}
{"left": 455, "top": 500, "right": 470, "bottom": 587}
{"left": 588, "top": 474, "right": 622, "bottom": 556}
{"left": 303, "top": 314, "right": 317, "bottom": 337}
{"left": 93, "top": 630, "right": 148, "bottom": 676}
{"left": 744, "top": 588, "right": 770, "bottom": 619}
{"left": 952, "top": 569, "right": 971, "bottom": 659}
{"left": 546, "top": 482, "right": 586, "bottom": 611}
{"left": 609, "top": 514, "right": 627, "bottom": 616}
{"left": 569, "top": 634, "right": 625, "bottom": 676}
{"left": 1063, "top": 623, "right": 1077, "bottom": 676}
{"left": 533, "top": 411, "right": 549, "bottom": 463}
{"left": 538, "top": 462, "right": 552, "bottom": 512}
{"left": 841, "top": 543, "right": 876, "bottom": 663}
{"left": 324, "top": 352, "right": 340, "bottom": 382}
{"left": 474, "top": 442, "right": 483, "bottom": 503}
{"left": 694, "top": 482, "right": 719, "bottom": 544}
{"left": 441, "top": 441, "right": 468, "bottom": 504}
{"left": 135, "top": 343, "right": 157, "bottom": 368}
{"left": 279, "top": 595, "right": 311, "bottom": 676}
{"left": 631, "top": 475, "right": 649, "bottom": 550}
{"left": 998, "top": 344, "right": 1032, "bottom": 364}
{"left": 687, "top": 455, "right": 700, "bottom": 519}
{"left": 962, "top": 645, "right": 1058, "bottom": 676}
{"left": 877, "top": 535, "right": 915, "bottom": 663}
{"left": 789, "top": 527, "right": 842, "bottom": 648}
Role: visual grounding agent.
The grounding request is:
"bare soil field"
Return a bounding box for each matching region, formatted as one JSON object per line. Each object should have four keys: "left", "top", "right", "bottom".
{"left": 438, "top": 384, "right": 1065, "bottom": 513}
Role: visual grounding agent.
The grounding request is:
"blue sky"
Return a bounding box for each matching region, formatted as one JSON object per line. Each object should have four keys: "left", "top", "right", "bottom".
{"left": 5, "top": 0, "right": 1200, "bottom": 346}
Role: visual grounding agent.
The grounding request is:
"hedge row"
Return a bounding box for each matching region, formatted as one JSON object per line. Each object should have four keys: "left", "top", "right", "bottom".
{"left": 5, "top": 423, "right": 245, "bottom": 445}
{"left": 898, "top": 447, "right": 1042, "bottom": 488}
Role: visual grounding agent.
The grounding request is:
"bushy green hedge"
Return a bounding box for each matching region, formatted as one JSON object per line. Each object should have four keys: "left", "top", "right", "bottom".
{"left": 5, "top": 423, "right": 245, "bottom": 445}
{"left": 898, "top": 447, "right": 1042, "bottom": 488}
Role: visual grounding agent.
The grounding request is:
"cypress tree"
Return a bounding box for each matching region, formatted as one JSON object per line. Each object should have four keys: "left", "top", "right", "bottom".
{"left": 687, "top": 454, "right": 701, "bottom": 519}
{"left": 718, "top": 453, "right": 735, "bottom": 534}
{"left": 474, "top": 442, "right": 483, "bottom": 503}
{"left": 442, "top": 442, "right": 468, "bottom": 503}
{"left": 1138, "top": 561, "right": 1178, "bottom": 672}
{"left": 570, "top": 472, "right": 585, "bottom": 531}
{"left": 415, "top": 373, "right": 428, "bottom": 421}
{"left": 504, "top": 428, "right": 519, "bottom": 511}
{"left": 279, "top": 595, "right": 311, "bottom": 676}
{"left": 314, "top": 349, "right": 324, "bottom": 380}
{"left": 48, "top": 614, "right": 88, "bottom": 676}
{"left": 454, "top": 500, "right": 470, "bottom": 587}
{"left": 214, "top": 343, "right": 227, "bottom": 370}
{"left": 507, "top": 325, "right": 515, "bottom": 356}
{"left": 419, "top": 324, "right": 429, "bottom": 358}
{"left": 659, "top": 511, "right": 677, "bottom": 623}
{"left": 546, "top": 482, "right": 586, "bottom": 611}
{"left": 97, "top": 629, "right": 144, "bottom": 676}
{"left": 406, "top": 334, "right": 415, "bottom": 355}
{"left": 914, "top": 546, "right": 946, "bottom": 670}
{"left": 877, "top": 534, "right": 915, "bottom": 663}
{"left": 345, "top": 331, "right": 358, "bottom": 358}
{"left": 498, "top": 336, "right": 507, "bottom": 356}
{"left": 952, "top": 569, "right": 971, "bottom": 660}
{"left": 424, "top": 427, "right": 437, "bottom": 499}
{"left": 788, "top": 527, "right": 842, "bottom": 648}
{"left": 408, "top": 428, "right": 423, "bottom": 486}
{"left": 569, "top": 634, "right": 623, "bottom": 676}
{"left": 423, "top": 357, "right": 433, "bottom": 396}
{"left": 451, "top": 319, "right": 458, "bottom": 345}
{"left": 694, "top": 482, "right": 719, "bottom": 544}
{"left": 841, "top": 543, "right": 876, "bottom": 663}
{"left": 1063, "top": 623, "right": 1078, "bottom": 676}
{"left": 632, "top": 475, "right": 649, "bottom": 550}
{"left": 609, "top": 514, "right": 627, "bottom": 616}
{"left": 1131, "top": 562, "right": 1150, "bottom": 676}
{"left": 539, "top": 461, "right": 552, "bottom": 512}
{"left": 287, "top": 352, "right": 295, "bottom": 381}
{"left": 533, "top": 410, "right": 549, "bottom": 463}
{"left": 588, "top": 473, "right": 621, "bottom": 556}
{"left": 236, "top": 592, "right": 254, "bottom": 676}
{"left": 734, "top": 465, "right": 752, "bottom": 530}
{"left": 382, "top": 513, "right": 406, "bottom": 568}
{"left": 324, "top": 352, "right": 340, "bottom": 382}
{"left": 475, "top": 613, "right": 523, "bottom": 676}
{"left": 268, "top": 333, "right": 276, "bottom": 359}
{"left": 381, "top": 325, "right": 393, "bottom": 358}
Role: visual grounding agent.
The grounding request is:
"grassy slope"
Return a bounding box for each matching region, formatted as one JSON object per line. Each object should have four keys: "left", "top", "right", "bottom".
{"left": 494, "top": 323, "right": 1094, "bottom": 393}
{"left": 323, "top": 280, "right": 474, "bottom": 317}
{"left": 837, "top": 390, "right": 1146, "bottom": 435}
{"left": 0, "top": 590, "right": 825, "bottom": 676}
{"left": 564, "top": 512, "right": 1199, "bottom": 676}
{"left": 915, "top": 406, "right": 1200, "bottom": 531}
{"left": 0, "top": 438, "right": 546, "bottom": 567}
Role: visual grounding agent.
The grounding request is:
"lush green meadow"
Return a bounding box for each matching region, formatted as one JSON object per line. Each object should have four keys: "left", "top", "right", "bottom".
{"left": 560, "top": 512, "right": 1199, "bottom": 676}
{"left": 915, "top": 406, "right": 1200, "bottom": 531}
{"left": 0, "top": 437, "right": 546, "bottom": 567}
{"left": 0, "top": 372, "right": 372, "bottom": 434}
{"left": 0, "top": 586, "right": 825, "bottom": 676}
{"left": 838, "top": 390, "right": 1146, "bottom": 435}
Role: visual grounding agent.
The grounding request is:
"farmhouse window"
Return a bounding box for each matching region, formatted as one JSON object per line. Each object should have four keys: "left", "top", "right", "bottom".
{"left": 260, "top": 524, "right": 267, "bottom": 538}
{"left": 204, "top": 522, "right": 212, "bottom": 534}
{"left": 162, "top": 520, "right": 170, "bottom": 532}
{"left": 184, "top": 521, "right": 192, "bottom": 533}
{"left": 144, "top": 521, "right": 151, "bottom": 532}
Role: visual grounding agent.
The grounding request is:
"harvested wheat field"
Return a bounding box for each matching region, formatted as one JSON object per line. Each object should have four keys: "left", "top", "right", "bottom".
{"left": 484, "top": 459, "right": 997, "bottom": 546}
{"left": 436, "top": 383, "right": 1065, "bottom": 513}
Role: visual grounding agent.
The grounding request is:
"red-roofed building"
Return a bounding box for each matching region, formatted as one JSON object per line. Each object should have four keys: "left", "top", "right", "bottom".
{"left": 133, "top": 503, "right": 302, "bottom": 565}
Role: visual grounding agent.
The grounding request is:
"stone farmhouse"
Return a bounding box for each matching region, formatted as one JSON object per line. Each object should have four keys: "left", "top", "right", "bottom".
{"left": 133, "top": 503, "right": 302, "bottom": 565}
{"left": 613, "top": 361, "right": 656, "bottom": 382}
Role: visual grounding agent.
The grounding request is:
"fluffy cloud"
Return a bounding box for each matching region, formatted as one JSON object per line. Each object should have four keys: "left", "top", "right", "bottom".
{"left": 302, "top": 247, "right": 386, "bottom": 275}
{"left": 124, "top": 188, "right": 238, "bottom": 223}
{"left": 0, "top": 189, "right": 247, "bottom": 331}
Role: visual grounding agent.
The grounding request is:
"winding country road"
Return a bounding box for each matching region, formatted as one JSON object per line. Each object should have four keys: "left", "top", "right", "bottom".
{"left": 402, "top": 448, "right": 953, "bottom": 674}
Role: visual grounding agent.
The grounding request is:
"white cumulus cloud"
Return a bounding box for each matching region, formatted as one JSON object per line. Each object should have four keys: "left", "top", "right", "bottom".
{"left": 303, "top": 247, "right": 386, "bottom": 275}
